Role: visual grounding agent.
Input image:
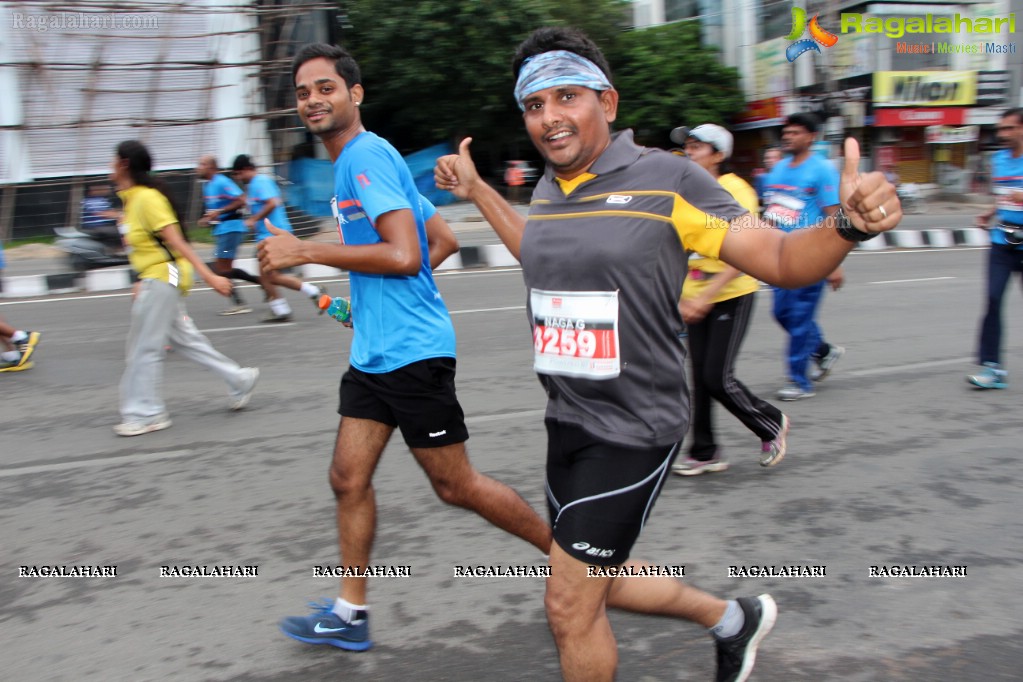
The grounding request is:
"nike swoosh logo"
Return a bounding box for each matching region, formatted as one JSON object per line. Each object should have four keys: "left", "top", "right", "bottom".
{"left": 314, "top": 622, "right": 350, "bottom": 633}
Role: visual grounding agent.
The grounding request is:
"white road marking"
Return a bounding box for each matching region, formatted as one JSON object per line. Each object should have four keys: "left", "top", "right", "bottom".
{"left": 867, "top": 276, "right": 956, "bottom": 285}
{"left": 449, "top": 305, "right": 525, "bottom": 315}
{"left": 844, "top": 357, "right": 974, "bottom": 378}
{"left": 0, "top": 449, "right": 196, "bottom": 478}
{"left": 0, "top": 409, "right": 550, "bottom": 476}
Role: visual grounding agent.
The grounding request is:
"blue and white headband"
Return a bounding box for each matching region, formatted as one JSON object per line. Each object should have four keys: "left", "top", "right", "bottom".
{"left": 513, "top": 50, "right": 612, "bottom": 111}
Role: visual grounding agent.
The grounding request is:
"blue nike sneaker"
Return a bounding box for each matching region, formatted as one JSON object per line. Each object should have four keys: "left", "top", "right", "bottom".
{"left": 279, "top": 599, "right": 372, "bottom": 651}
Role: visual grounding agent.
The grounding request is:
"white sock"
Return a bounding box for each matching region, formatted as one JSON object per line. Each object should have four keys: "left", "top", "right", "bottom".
{"left": 1, "top": 350, "right": 20, "bottom": 362}
{"left": 300, "top": 282, "right": 319, "bottom": 297}
{"left": 332, "top": 597, "right": 368, "bottom": 624}
{"left": 710, "top": 600, "right": 745, "bottom": 639}
{"left": 269, "top": 297, "right": 292, "bottom": 315}
{"left": 10, "top": 330, "right": 27, "bottom": 343}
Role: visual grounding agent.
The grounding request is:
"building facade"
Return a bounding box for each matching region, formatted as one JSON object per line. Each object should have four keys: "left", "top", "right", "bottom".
{"left": 633, "top": 0, "right": 1021, "bottom": 193}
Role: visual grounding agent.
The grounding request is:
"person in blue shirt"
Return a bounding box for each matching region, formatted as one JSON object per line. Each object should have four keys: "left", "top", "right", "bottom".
{"left": 754, "top": 146, "right": 783, "bottom": 209}
{"left": 970, "top": 107, "right": 1023, "bottom": 389}
{"left": 260, "top": 43, "right": 552, "bottom": 652}
{"left": 762, "top": 114, "right": 845, "bottom": 401}
{"left": 80, "top": 183, "right": 121, "bottom": 237}
{"left": 196, "top": 155, "right": 262, "bottom": 315}
{"left": 230, "top": 154, "right": 325, "bottom": 322}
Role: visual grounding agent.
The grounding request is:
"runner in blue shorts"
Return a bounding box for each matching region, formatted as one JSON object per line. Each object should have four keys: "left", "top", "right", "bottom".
{"left": 231, "top": 154, "right": 326, "bottom": 322}
{"left": 196, "top": 155, "right": 263, "bottom": 315}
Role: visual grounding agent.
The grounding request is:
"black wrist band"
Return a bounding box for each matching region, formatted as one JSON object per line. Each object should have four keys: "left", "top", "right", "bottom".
{"left": 834, "top": 208, "right": 879, "bottom": 242}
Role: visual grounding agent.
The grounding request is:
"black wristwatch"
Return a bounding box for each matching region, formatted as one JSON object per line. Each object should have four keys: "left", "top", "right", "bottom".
{"left": 834, "top": 209, "right": 879, "bottom": 242}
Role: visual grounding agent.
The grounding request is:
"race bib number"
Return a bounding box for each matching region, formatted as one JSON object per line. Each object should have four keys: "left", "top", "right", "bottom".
{"left": 530, "top": 289, "right": 620, "bottom": 380}
{"left": 763, "top": 194, "right": 806, "bottom": 227}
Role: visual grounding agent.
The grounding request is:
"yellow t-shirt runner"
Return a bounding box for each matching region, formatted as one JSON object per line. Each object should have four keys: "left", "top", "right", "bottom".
{"left": 118, "top": 186, "right": 195, "bottom": 293}
{"left": 682, "top": 172, "right": 759, "bottom": 303}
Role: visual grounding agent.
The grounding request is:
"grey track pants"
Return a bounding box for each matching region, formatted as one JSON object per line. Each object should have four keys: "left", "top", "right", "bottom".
{"left": 120, "top": 278, "right": 248, "bottom": 423}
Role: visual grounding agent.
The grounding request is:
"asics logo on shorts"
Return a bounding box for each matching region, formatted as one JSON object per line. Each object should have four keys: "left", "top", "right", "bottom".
{"left": 572, "top": 541, "right": 615, "bottom": 558}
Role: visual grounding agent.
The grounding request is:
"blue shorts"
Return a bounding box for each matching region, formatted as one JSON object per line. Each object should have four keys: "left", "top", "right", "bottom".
{"left": 214, "top": 232, "right": 247, "bottom": 260}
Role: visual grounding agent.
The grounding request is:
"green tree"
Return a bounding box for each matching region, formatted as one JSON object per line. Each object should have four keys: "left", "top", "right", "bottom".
{"left": 340, "top": 3, "right": 740, "bottom": 169}
{"left": 341, "top": 0, "right": 630, "bottom": 173}
{"left": 608, "top": 22, "right": 745, "bottom": 147}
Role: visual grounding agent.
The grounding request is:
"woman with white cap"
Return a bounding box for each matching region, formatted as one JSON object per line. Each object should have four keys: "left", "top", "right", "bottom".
{"left": 671, "top": 123, "right": 789, "bottom": 475}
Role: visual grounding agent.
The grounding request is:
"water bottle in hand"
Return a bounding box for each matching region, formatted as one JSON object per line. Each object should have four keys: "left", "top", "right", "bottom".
{"left": 318, "top": 295, "right": 352, "bottom": 327}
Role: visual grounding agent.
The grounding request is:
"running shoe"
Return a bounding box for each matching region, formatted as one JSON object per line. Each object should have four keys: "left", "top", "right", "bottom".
{"left": 759, "top": 415, "right": 789, "bottom": 468}
{"left": 776, "top": 384, "right": 815, "bottom": 401}
{"left": 3, "top": 331, "right": 42, "bottom": 369}
{"left": 279, "top": 599, "right": 372, "bottom": 651}
{"left": 967, "top": 362, "right": 1008, "bottom": 390}
{"left": 14, "top": 330, "right": 41, "bottom": 358}
{"left": 672, "top": 451, "right": 729, "bottom": 476}
{"left": 113, "top": 414, "right": 172, "bottom": 437}
{"left": 714, "top": 594, "right": 777, "bottom": 682}
{"left": 261, "top": 312, "right": 292, "bottom": 323}
{"left": 810, "top": 345, "right": 845, "bottom": 382}
{"left": 229, "top": 368, "right": 259, "bottom": 411}
{"left": 218, "top": 305, "right": 252, "bottom": 316}
{"left": 0, "top": 358, "right": 33, "bottom": 373}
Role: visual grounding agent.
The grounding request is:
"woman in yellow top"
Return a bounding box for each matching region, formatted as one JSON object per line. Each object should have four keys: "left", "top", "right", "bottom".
{"left": 670, "top": 125, "right": 788, "bottom": 475}
{"left": 113, "top": 140, "right": 259, "bottom": 436}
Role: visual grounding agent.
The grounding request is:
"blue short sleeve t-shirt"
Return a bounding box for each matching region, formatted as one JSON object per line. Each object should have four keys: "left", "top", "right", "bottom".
{"left": 81, "top": 196, "right": 117, "bottom": 230}
{"left": 331, "top": 132, "right": 455, "bottom": 373}
{"left": 762, "top": 154, "right": 839, "bottom": 232}
{"left": 246, "top": 174, "right": 292, "bottom": 241}
{"left": 203, "top": 174, "right": 246, "bottom": 235}
{"left": 991, "top": 149, "right": 1023, "bottom": 248}
{"left": 418, "top": 195, "right": 437, "bottom": 221}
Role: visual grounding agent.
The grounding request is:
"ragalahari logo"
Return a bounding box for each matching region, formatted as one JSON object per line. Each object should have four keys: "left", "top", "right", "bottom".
{"left": 785, "top": 7, "right": 839, "bottom": 62}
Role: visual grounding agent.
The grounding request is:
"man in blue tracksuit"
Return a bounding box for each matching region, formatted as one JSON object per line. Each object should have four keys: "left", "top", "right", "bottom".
{"left": 970, "top": 107, "right": 1023, "bottom": 389}
{"left": 762, "top": 114, "right": 845, "bottom": 400}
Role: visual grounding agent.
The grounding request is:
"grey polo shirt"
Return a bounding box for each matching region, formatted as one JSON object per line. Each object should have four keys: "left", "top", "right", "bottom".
{"left": 520, "top": 129, "right": 748, "bottom": 448}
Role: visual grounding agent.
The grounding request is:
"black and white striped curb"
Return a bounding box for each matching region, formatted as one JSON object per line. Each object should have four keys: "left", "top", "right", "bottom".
{"left": 0, "top": 229, "right": 993, "bottom": 297}
{"left": 853, "top": 227, "right": 989, "bottom": 251}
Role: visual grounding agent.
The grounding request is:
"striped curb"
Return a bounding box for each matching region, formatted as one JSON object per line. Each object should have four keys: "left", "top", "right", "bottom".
{"left": 0, "top": 230, "right": 994, "bottom": 297}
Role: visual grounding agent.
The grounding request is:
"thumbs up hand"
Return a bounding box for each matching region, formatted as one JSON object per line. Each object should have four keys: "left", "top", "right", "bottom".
{"left": 434, "top": 137, "right": 481, "bottom": 201}
{"left": 839, "top": 137, "right": 902, "bottom": 234}
{"left": 257, "top": 220, "right": 304, "bottom": 271}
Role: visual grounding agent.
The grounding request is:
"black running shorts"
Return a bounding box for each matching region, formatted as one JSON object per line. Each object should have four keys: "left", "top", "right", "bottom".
{"left": 545, "top": 419, "right": 680, "bottom": 567}
{"left": 338, "top": 358, "right": 469, "bottom": 448}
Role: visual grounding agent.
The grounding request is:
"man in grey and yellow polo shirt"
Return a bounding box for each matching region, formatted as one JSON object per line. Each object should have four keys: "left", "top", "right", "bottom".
{"left": 436, "top": 26, "right": 902, "bottom": 682}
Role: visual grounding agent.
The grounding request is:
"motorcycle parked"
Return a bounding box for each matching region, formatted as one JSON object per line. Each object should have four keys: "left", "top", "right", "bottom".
{"left": 54, "top": 224, "right": 130, "bottom": 272}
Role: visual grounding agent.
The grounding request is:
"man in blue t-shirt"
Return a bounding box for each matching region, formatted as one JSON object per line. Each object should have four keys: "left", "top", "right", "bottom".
{"left": 80, "top": 184, "right": 121, "bottom": 237}
{"left": 231, "top": 154, "right": 325, "bottom": 322}
{"left": 762, "top": 114, "right": 846, "bottom": 400}
{"left": 260, "top": 43, "right": 551, "bottom": 652}
{"left": 970, "top": 107, "right": 1023, "bottom": 389}
{"left": 196, "top": 155, "right": 262, "bottom": 315}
